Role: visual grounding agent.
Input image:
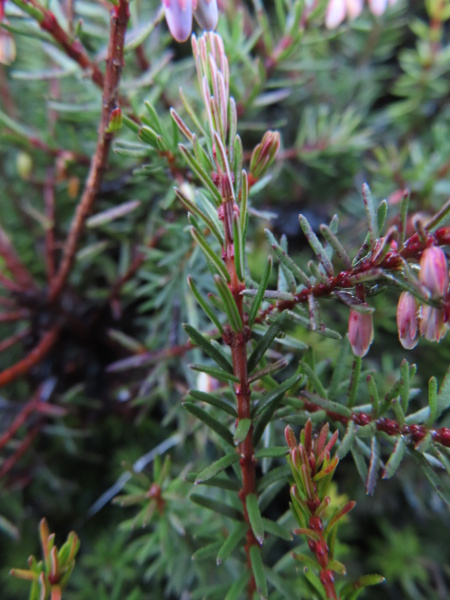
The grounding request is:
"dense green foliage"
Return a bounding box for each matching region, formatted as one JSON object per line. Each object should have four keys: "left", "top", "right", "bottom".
{"left": 0, "top": 1, "right": 449, "bottom": 599}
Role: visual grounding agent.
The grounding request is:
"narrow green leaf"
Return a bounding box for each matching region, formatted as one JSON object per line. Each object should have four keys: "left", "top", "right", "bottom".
{"left": 425, "top": 376, "right": 438, "bottom": 427}
{"left": 265, "top": 229, "right": 311, "bottom": 287}
{"left": 262, "top": 517, "right": 292, "bottom": 541}
{"left": 186, "top": 472, "right": 239, "bottom": 491}
{"left": 319, "top": 224, "right": 351, "bottom": 269}
{"left": 377, "top": 199, "right": 388, "bottom": 233}
{"left": 399, "top": 189, "right": 410, "bottom": 248}
{"left": 366, "top": 435, "right": 380, "bottom": 495}
{"left": 249, "top": 545, "right": 268, "bottom": 599}
{"left": 299, "top": 214, "right": 334, "bottom": 276}
{"left": 351, "top": 445, "right": 368, "bottom": 484}
{"left": 361, "top": 183, "right": 379, "bottom": 247}
{"left": 436, "top": 364, "right": 450, "bottom": 420}
{"left": 179, "top": 144, "right": 222, "bottom": 205}
{"left": 337, "top": 420, "right": 355, "bottom": 459}
{"left": 188, "top": 276, "right": 223, "bottom": 333}
{"left": 347, "top": 355, "right": 362, "bottom": 409}
{"left": 248, "top": 312, "right": 289, "bottom": 372}
{"left": 285, "top": 310, "right": 341, "bottom": 339}
{"left": 192, "top": 541, "right": 222, "bottom": 561}
{"left": 246, "top": 494, "right": 265, "bottom": 545}
{"left": 382, "top": 435, "right": 406, "bottom": 480}
{"left": 255, "top": 447, "right": 288, "bottom": 459}
{"left": 252, "top": 373, "right": 303, "bottom": 418}
{"left": 86, "top": 200, "right": 140, "bottom": 228}
{"left": 257, "top": 465, "right": 291, "bottom": 493}
{"left": 214, "top": 275, "right": 243, "bottom": 332}
{"left": 390, "top": 398, "right": 405, "bottom": 427}
{"left": 189, "top": 364, "right": 239, "bottom": 384}
{"left": 400, "top": 359, "right": 410, "bottom": 414}
{"left": 183, "top": 402, "right": 234, "bottom": 446}
{"left": 183, "top": 324, "right": 232, "bottom": 372}
{"left": 248, "top": 256, "right": 272, "bottom": 327}
{"left": 300, "top": 363, "right": 328, "bottom": 398}
{"left": 366, "top": 375, "right": 379, "bottom": 418}
{"left": 425, "top": 197, "right": 450, "bottom": 232}
{"left": 188, "top": 389, "right": 237, "bottom": 417}
{"left": 248, "top": 358, "right": 289, "bottom": 384}
{"left": 195, "top": 453, "right": 240, "bottom": 483}
{"left": 234, "top": 419, "right": 252, "bottom": 444}
{"left": 190, "top": 494, "right": 242, "bottom": 520}
{"left": 216, "top": 522, "right": 248, "bottom": 565}
{"left": 190, "top": 227, "right": 230, "bottom": 282}
{"left": 176, "top": 189, "right": 223, "bottom": 245}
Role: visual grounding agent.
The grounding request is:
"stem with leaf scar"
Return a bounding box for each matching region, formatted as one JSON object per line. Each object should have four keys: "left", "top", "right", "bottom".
{"left": 219, "top": 190, "right": 259, "bottom": 593}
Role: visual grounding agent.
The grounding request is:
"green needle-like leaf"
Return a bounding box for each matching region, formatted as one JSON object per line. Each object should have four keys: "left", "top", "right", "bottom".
{"left": 249, "top": 545, "right": 268, "bottom": 599}
{"left": 216, "top": 522, "right": 248, "bottom": 565}
{"left": 183, "top": 324, "right": 232, "bottom": 372}
{"left": 195, "top": 453, "right": 240, "bottom": 483}
{"left": 248, "top": 312, "right": 289, "bottom": 373}
{"left": 183, "top": 402, "right": 234, "bottom": 446}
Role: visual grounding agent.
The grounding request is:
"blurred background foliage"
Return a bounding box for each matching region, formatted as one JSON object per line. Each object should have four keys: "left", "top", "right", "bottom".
{"left": 0, "top": 0, "right": 449, "bottom": 598}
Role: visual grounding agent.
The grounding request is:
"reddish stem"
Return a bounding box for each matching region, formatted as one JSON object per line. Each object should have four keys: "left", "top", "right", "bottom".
{"left": 219, "top": 198, "right": 258, "bottom": 596}
{"left": 300, "top": 396, "right": 450, "bottom": 448}
{"left": 49, "top": 1, "right": 130, "bottom": 302}
{"left": 0, "top": 324, "right": 60, "bottom": 389}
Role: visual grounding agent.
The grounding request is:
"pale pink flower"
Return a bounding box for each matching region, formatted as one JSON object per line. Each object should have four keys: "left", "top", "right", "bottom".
{"left": 163, "top": 0, "right": 218, "bottom": 43}
{"left": 396, "top": 292, "right": 419, "bottom": 350}
{"left": 325, "top": 0, "right": 397, "bottom": 29}
{"left": 348, "top": 308, "right": 374, "bottom": 357}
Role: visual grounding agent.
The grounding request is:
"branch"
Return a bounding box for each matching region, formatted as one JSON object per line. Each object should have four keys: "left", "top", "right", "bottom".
{"left": 0, "top": 324, "right": 60, "bottom": 389}
{"left": 49, "top": 1, "right": 130, "bottom": 302}
{"left": 257, "top": 226, "right": 450, "bottom": 321}
{"left": 300, "top": 395, "right": 450, "bottom": 448}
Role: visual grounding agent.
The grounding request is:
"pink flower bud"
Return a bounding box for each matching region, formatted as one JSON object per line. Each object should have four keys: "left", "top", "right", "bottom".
{"left": 419, "top": 306, "right": 447, "bottom": 343}
{"left": 163, "top": 0, "right": 193, "bottom": 43}
{"left": 419, "top": 246, "right": 449, "bottom": 298}
{"left": 348, "top": 308, "right": 374, "bottom": 357}
{"left": 396, "top": 291, "right": 419, "bottom": 349}
{"left": 193, "top": 0, "right": 218, "bottom": 32}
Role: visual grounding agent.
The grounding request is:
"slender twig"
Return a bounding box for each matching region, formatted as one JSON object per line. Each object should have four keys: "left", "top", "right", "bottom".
{"left": 300, "top": 395, "right": 450, "bottom": 448}
{"left": 258, "top": 226, "right": 450, "bottom": 320}
{"left": 49, "top": 1, "right": 130, "bottom": 302}
{"left": 220, "top": 197, "right": 258, "bottom": 595}
{"left": 0, "top": 324, "right": 60, "bottom": 389}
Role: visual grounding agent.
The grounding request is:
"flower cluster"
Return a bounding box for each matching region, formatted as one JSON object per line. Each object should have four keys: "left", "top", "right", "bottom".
{"left": 162, "top": 0, "right": 218, "bottom": 43}
{"left": 325, "top": 0, "right": 397, "bottom": 29}
{"left": 397, "top": 246, "right": 449, "bottom": 348}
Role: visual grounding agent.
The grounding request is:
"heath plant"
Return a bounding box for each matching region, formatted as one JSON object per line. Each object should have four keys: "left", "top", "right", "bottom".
{"left": 1, "top": 1, "right": 449, "bottom": 599}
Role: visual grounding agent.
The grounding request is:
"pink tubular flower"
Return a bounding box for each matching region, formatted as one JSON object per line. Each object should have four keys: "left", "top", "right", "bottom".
{"left": 163, "top": 0, "right": 218, "bottom": 43}
{"left": 348, "top": 308, "right": 374, "bottom": 357}
{"left": 397, "top": 292, "right": 419, "bottom": 350}
{"left": 419, "top": 246, "right": 449, "bottom": 298}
